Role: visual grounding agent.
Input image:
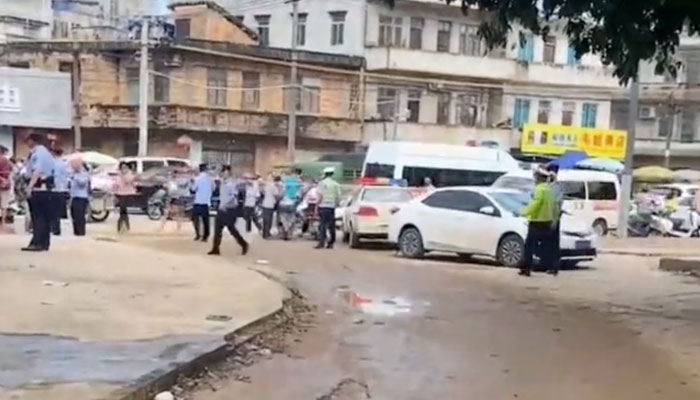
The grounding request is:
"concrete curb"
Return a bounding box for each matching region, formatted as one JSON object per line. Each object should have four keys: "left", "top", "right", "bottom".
{"left": 659, "top": 258, "right": 700, "bottom": 277}
{"left": 114, "top": 297, "right": 294, "bottom": 400}
{"left": 601, "top": 250, "right": 700, "bottom": 258}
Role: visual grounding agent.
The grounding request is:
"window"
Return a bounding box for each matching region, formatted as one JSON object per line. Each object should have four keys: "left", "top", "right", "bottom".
{"left": 409, "top": 17, "right": 424, "bottom": 49}
{"left": 567, "top": 45, "right": 577, "bottom": 66}
{"left": 153, "top": 69, "right": 169, "bottom": 103}
{"left": 681, "top": 110, "right": 696, "bottom": 142}
{"left": 330, "top": 11, "right": 346, "bottom": 46}
{"left": 378, "top": 15, "right": 402, "bottom": 47}
{"left": 126, "top": 68, "right": 139, "bottom": 104}
{"left": 407, "top": 89, "right": 421, "bottom": 122}
{"left": 377, "top": 87, "right": 398, "bottom": 119}
{"left": 59, "top": 62, "right": 74, "bottom": 100}
{"left": 423, "top": 190, "right": 462, "bottom": 210}
{"left": 658, "top": 114, "right": 673, "bottom": 138}
{"left": 167, "top": 160, "right": 189, "bottom": 168}
{"left": 513, "top": 98, "right": 531, "bottom": 128}
{"left": 543, "top": 36, "right": 556, "bottom": 64}
{"left": 518, "top": 33, "right": 534, "bottom": 63}
{"left": 142, "top": 160, "right": 165, "bottom": 172}
{"left": 459, "top": 24, "right": 481, "bottom": 56}
{"left": 452, "top": 191, "right": 495, "bottom": 213}
{"left": 409, "top": 167, "right": 503, "bottom": 188}
{"left": 437, "top": 21, "right": 452, "bottom": 52}
{"left": 581, "top": 103, "right": 598, "bottom": 128}
{"left": 437, "top": 93, "right": 451, "bottom": 125}
{"left": 455, "top": 93, "right": 478, "bottom": 126}
{"left": 9, "top": 61, "right": 30, "bottom": 69}
{"left": 207, "top": 68, "right": 227, "bottom": 107}
{"left": 560, "top": 181, "right": 586, "bottom": 200}
{"left": 294, "top": 13, "right": 307, "bottom": 46}
{"left": 562, "top": 101, "right": 575, "bottom": 126}
{"left": 587, "top": 181, "right": 616, "bottom": 201}
{"left": 175, "top": 18, "right": 190, "bottom": 38}
{"left": 537, "top": 100, "right": 551, "bottom": 124}
{"left": 255, "top": 15, "right": 270, "bottom": 46}
{"left": 299, "top": 85, "right": 320, "bottom": 114}
{"left": 242, "top": 71, "right": 260, "bottom": 110}
{"left": 364, "top": 163, "right": 394, "bottom": 178}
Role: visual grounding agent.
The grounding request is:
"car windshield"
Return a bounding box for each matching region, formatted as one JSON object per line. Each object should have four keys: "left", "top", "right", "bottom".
{"left": 362, "top": 188, "right": 413, "bottom": 203}
{"left": 490, "top": 191, "right": 531, "bottom": 216}
{"left": 492, "top": 176, "right": 534, "bottom": 192}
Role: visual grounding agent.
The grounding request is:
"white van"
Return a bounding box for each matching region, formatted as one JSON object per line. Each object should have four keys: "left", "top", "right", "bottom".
{"left": 362, "top": 141, "right": 520, "bottom": 187}
{"left": 493, "top": 169, "right": 620, "bottom": 236}
{"left": 119, "top": 157, "right": 191, "bottom": 174}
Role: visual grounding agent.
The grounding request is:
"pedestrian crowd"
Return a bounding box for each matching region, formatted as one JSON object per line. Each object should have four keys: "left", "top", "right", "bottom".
{"left": 1, "top": 133, "right": 343, "bottom": 257}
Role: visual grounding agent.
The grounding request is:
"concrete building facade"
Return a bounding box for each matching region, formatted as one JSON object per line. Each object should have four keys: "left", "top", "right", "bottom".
{"left": 1, "top": 1, "right": 363, "bottom": 172}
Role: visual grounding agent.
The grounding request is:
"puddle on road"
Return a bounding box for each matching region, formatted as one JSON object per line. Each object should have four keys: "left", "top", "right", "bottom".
{"left": 335, "top": 287, "right": 429, "bottom": 317}
{"left": 0, "top": 333, "right": 221, "bottom": 389}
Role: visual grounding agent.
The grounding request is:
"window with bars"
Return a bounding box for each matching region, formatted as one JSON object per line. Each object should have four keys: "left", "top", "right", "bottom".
{"left": 518, "top": 33, "right": 534, "bottom": 63}
{"left": 242, "top": 71, "right": 260, "bottom": 110}
{"left": 437, "top": 93, "right": 451, "bottom": 125}
{"left": 153, "top": 69, "right": 169, "bottom": 103}
{"left": 377, "top": 87, "right": 398, "bottom": 119}
{"left": 455, "top": 93, "right": 479, "bottom": 126}
{"left": 294, "top": 13, "right": 307, "bottom": 46}
{"left": 299, "top": 86, "right": 320, "bottom": 114}
{"left": 437, "top": 21, "right": 452, "bottom": 52}
{"left": 407, "top": 89, "right": 421, "bottom": 123}
{"left": 459, "top": 24, "right": 481, "bottom": 56}
{"left": 543, "top": 36, "right": 556, "bottom": 64}
{"left": 562, "top": 101, "right": 575, "bottom": 126}
{"left": 330, "top": 11, "right": 346, "bottom": 46}
{"left": 537, "top": 100, "right": 551, "bottom": 124}
{"left": 207, "top": 68, "right": 227, "bottom": 107}
{"left": 255, "top": 15, "right": 270, "bottom": 46}
{"left": 409, "top": 17, "right": 424, "bottom": 49}
{"left": 126, "top": 68, "right": 139, "bottom": 104}
{"left": 378, "top": 15, "right": 402, "bottom": 47}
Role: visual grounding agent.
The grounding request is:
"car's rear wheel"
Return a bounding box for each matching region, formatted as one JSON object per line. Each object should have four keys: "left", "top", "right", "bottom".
{"left": 398, "top": 226, "right": 425, "bottom": 258}
{"left": 497, "top": 234, "right": 524, "bottom": 268}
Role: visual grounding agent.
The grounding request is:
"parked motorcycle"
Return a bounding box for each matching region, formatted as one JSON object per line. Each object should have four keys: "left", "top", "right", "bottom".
{"left": 146, "top": 187, "right": 167, "bottom": 221}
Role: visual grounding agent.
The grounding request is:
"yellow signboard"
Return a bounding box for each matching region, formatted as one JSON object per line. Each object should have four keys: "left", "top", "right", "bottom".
{"left": 520, "top": 123, "right": 627, "bottom": 160}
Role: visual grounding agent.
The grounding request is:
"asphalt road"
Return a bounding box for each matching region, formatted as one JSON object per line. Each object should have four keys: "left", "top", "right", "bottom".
{"left": 128, "top": 234, "right": 700, "bottom": 400}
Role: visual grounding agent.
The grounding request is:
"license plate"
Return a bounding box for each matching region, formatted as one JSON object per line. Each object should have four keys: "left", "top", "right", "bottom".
{"left": 575, "top": 240, "right": 591, "bottom": 249}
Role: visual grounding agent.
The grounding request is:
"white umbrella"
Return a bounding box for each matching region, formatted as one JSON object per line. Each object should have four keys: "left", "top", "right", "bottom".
{"left": 67, "top": 151, "right": 118, "bottom": 166}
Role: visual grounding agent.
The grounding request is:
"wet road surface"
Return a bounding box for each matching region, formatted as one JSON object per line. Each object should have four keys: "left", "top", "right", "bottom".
{"left": 130, "top": 236, "right": 700, "bottom": 400}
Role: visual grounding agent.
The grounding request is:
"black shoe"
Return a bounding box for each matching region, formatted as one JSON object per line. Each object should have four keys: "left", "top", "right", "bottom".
{"left": 547, "top": 270, "right": 559, "bottom": 276}
{"left": 242, "top": 243, "right": 249, "bottom": 255}
{"left": 22, "top": 246, "right": 45, "bottom": 252}
{"left": 208, "top": 249, "right": 220, "bottom": 256}
{"left": 518, "top": 270, "right": 531, "bottom": 277}
{"left": 200, "top": 237, "right": 208, "bottom": 242}
{"left": 314, "top": 243, "right": 325, "bottom": 249}
{"left": 194, "top": 236, "right": 201, "bottom": 241}
{"left": 326, "top": 243, "right": 334, "bottom": 249}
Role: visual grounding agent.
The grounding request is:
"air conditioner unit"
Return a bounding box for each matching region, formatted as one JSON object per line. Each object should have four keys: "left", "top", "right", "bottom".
{"left": 639, "top": 106, "right": 657, "bottom": 120}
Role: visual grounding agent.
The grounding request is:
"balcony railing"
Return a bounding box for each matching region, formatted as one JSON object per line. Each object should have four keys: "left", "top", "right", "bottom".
{"left": 83, "top": 104, "right": 362, "bottom": 142}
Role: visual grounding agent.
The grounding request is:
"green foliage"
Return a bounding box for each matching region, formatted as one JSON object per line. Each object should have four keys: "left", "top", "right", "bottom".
{"left": 382, "top": 0, "right": 700, "bottom": 83}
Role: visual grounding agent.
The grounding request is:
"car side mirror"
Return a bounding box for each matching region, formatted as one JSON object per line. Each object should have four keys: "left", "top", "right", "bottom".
{"left": 479, "top": 206, "right": 496, "bottom": 216}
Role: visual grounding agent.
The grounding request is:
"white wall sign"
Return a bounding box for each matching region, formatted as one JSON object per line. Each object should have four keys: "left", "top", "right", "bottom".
{"left": 0, "top": 83, "right": 21, "bottom": 112}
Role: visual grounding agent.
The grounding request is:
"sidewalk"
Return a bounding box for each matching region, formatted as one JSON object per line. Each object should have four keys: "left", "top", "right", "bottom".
{"left": 601, "top": 236, "right": 700, "bottom": 257}
{"left": 0, "top": 232, "right": 286, "bottom": 400}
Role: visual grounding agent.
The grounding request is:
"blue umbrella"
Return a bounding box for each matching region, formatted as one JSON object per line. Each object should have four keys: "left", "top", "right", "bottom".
{"left": 576, "top": 158, "right": 624, "bottom": 173}
{"left": 550, "top": 151, "right": 588, "bottom": 169}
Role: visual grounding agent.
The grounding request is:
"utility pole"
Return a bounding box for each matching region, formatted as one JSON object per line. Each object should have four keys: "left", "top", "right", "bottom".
{"left": 71, "top": 51, "right": 82, "bottom": 150}
{"left": 664, "top": 91, "right": 677, "bottom": 169}
{"left": 138, "top": 17, "right": 149, "bottom": 157}
{"left": 617, "top": 78, "right": 639, "bottom": 238}
{"left": 287, "top": 0, "right": 299, "bottom": 162}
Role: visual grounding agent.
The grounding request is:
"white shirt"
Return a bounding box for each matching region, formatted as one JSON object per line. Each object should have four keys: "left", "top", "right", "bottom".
{"left": 192, "top": 172, "right": 213, "bottom": 205}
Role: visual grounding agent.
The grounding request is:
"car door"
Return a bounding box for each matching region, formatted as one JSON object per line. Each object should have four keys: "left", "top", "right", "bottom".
{"left": 449, "top": 191, "right": 503, "bottom": 255}
{"left": 419, "top": 190, "right": 476, "bottom": 252}
{"left": 344, "top": 190, "right": 361, "bottom": 232}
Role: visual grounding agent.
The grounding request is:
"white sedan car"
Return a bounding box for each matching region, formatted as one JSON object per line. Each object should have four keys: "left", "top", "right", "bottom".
{"left": 388, "top": 187, "right": 597, "bottom": 268}
{"left": 342, "top": 186, "right": 415, "bottom": 248}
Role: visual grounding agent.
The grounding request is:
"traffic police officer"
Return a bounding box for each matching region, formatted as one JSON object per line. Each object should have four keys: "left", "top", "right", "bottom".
{"left": 51, "top": 148, "right": 70, "bottom": 235}
{"left": 208, "top": 166, "right": 248, "bottom": 256}
{"left": 23, "top": 133, "right": 56, "bottom": 252}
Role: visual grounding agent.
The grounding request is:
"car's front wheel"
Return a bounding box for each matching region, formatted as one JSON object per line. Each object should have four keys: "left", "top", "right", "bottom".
{"left": 497, "top": 234, "right": 524, "bottom": 268}
{"left": 398, "top": 226, "right": 425, "bottom": 258}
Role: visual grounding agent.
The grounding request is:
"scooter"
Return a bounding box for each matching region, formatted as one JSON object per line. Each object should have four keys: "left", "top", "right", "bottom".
{"left": 277, "top": 198, "right": 296, "bottom": 240}
{"left": 664, "top": 207, "right": 700, "bottom": 238}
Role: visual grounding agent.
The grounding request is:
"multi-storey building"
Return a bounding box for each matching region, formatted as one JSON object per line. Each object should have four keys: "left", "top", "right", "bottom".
{"left": 227, "top": 0, "right": 622, "bottom": 150}
{"left": 2, "top": 1, "right": 364, "bottom": 172}
{"left": 0, "top": 0, "right": 53, "bottom": 42}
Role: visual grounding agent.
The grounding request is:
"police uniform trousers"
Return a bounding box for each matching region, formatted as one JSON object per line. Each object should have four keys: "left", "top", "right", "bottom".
{"left": 29, "top": 190, "right": 53, "bottom": 250}
{"left": 211, "top": 207, "right": 247, "bottom": 251}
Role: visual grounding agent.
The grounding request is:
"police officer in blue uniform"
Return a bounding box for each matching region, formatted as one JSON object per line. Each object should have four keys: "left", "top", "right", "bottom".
{"left": 208, "top": 166, "right": 248, "bottom": 256}
{"left": 51, "top": 148, "right": 70, "bottom": 235}
{"left": 23, "top": 133, "right": 56, "bottom": 252}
